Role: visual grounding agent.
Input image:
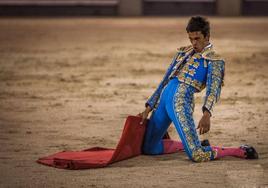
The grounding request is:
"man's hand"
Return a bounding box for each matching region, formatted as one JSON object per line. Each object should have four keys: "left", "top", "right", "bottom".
{"left": 138, "top": 106, "right": 152, "bottom": 125}
{"left": 197, "top": 111, "right": 211, "bottom": 135}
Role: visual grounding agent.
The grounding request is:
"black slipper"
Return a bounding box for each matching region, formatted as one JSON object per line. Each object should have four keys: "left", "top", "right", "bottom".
{"left": 240, "top": 145, "right": 259, "bottom": 159}
{"left": 201, "top": 139, "right": 210, "bottom": 147}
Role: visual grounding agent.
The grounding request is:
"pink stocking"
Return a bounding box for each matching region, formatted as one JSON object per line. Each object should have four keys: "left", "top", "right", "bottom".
{"left": 163, "top": 140, "right": 184, "bottom": 154}
{"left": 162, "top": 140, "right": 246, "bottom": 159}
{"left": 212, "top": 146, "right": 245, "bottom": 159}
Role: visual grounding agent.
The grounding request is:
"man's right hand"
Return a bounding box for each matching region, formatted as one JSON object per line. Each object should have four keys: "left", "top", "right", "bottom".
{"left": 138, "top": 106, "right": 152, "bottom": 125}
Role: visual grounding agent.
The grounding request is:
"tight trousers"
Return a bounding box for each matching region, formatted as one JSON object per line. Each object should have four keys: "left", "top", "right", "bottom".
{"left": 143, "top": 78, "right": 216, "bottom": 162}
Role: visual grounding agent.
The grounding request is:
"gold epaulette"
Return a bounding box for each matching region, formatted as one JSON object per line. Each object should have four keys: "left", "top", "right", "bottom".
{"left": 202, "top": 48, "right": 223, "bottom": 61}
{"left": 177, "top": 45, "right": 193, "bottom": 53}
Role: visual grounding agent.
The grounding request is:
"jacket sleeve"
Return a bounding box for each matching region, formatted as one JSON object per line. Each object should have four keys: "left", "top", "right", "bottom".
{"left": 202, "top": 60, "right": 225, "bottom": 115}
{"left": 145, "top": 52, "right": 179, "bottom": 109}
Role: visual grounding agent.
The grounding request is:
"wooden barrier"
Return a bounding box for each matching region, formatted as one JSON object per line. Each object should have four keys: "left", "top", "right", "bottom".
{"left": 143, "top": 0, "right": 217, "bottom": 16}
{"left": 0, "top": 0, "right": 118, "bottom": 16}
{"left": 0, "top": 0, "right": 267, "bottom": 16}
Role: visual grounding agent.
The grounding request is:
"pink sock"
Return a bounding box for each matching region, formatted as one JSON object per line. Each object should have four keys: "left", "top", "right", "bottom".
{"left": 212, "top": 146, "right": 245, "bottom": 159}
{"left": 162, "top": 141, "right": 246, "bottom": 159}
{"left": 163, "top": 140, "right": 184, "bottom": 154}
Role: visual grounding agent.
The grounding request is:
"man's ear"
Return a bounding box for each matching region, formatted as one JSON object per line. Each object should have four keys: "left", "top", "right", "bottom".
{"left": 205, "top": 34, "right": 210, "bottom": 41}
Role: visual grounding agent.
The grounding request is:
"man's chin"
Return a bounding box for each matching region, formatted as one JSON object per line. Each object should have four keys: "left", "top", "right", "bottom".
{"left": 194, "top": 48, "right": 201, "bottom": 53}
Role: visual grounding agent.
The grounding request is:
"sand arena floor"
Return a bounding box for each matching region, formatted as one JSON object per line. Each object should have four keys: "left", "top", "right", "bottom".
{"left": 0, "top": 17, "right": 267, "bottom": 188}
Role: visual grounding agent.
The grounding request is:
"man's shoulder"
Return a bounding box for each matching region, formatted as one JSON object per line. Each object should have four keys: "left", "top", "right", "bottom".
{"left": 177, "top": 45, "right": 193, "bottom": 53}
{"left": 202, "top": 47, "right": 224, "bottom": 62}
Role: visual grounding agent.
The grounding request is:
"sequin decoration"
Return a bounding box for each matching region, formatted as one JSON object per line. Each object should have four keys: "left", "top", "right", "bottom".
{"left": 203, "top": 60, "right": 225, "bottom": 113}
{"left": 173, "top": 83, "right": 215, "bottom": 162}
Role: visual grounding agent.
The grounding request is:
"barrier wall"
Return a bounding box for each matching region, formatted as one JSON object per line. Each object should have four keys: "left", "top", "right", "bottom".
{"left": 0, "top": 0, "right": 267, "bottom": 16}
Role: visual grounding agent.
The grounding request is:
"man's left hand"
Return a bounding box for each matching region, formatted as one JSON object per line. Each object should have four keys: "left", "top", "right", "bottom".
{"left": 197, "top": 111, "right": 211, "bottom": 135}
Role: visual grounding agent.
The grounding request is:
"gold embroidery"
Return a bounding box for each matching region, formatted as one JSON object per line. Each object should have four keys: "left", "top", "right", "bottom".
{"left": 204, "top": 60, "right": 224, "bottom": 112}
{"left": 204, "top": 60, "right": 208, "bottom": 68}
{"left": 177, "top": 73, "right": 204, "bottom": 91}
{"left": 192, "top": 148, "right": 212, "bottom": 162}
{"left": 202, "top": 46, "right": 223, "bottom": 61}
{"left": 182, "top": 65, "right": 190, "bottom": 73}
{"left": 187, "top": 58, "right": 195, "bottom": 66}
{"left": 192, "top": 61, "right": 200, "bottom": 68}
{"left": 185, "top": 77, "right": 192, "bottom": 84}
{"left": 193, "top": 53, "right": 202, "bottom": 59}
{"left": 176, "top": 55, "right": 184, "bottom": 62}
{"left": 188, "top": 68, "right": 196, "bottom": 76}
{"left": 174, "top": 84, "right": 214, "bottom": 162}
{"left": 177, "top": 45, "right": 193, "bottom": 53}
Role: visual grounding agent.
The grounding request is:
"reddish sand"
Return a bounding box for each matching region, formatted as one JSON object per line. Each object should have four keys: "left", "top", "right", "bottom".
{"left": 0, "top": 17, "right": 267, "bottom": 187}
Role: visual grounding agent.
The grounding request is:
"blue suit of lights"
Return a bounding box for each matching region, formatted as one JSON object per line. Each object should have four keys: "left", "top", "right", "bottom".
{"left": 143, "top": 44, "right": 225, "bottom": 162}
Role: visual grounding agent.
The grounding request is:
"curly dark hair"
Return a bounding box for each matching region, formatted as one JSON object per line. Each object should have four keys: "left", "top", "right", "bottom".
{"left": 186, "top": 16, "right": 210, "bottom": 37}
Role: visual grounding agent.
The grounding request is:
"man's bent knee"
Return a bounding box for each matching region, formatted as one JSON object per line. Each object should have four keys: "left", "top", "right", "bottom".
{"left": 190, "top": 149, "right": 212, "bottom": 163}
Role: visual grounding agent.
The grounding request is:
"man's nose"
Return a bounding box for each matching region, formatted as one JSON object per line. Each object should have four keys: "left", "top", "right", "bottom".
{"left": 192, "top": 40, "right": 197, "bottom": 45}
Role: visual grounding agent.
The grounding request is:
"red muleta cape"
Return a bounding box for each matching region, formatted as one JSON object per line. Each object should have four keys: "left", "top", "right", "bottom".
{"left": 37, "top": 116, "right": 157, "bottom": 170}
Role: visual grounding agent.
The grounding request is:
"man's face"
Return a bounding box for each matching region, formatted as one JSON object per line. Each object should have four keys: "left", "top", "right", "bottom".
{"left": 188, "top": 31, "right": 209, "bottom": 53}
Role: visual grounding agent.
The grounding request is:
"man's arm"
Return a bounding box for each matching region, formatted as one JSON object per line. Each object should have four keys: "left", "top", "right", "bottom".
{"left": 139, "top": 52, "right": 180, "bottom": 124}
{"left": 145, "top": 52, "right": 179, "bottom": 109}
{"left": 203, "top": 60, "right": 225, "bottom": 114}
{"left": 198, "top": 60, "right": 225, "bottom": 134}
